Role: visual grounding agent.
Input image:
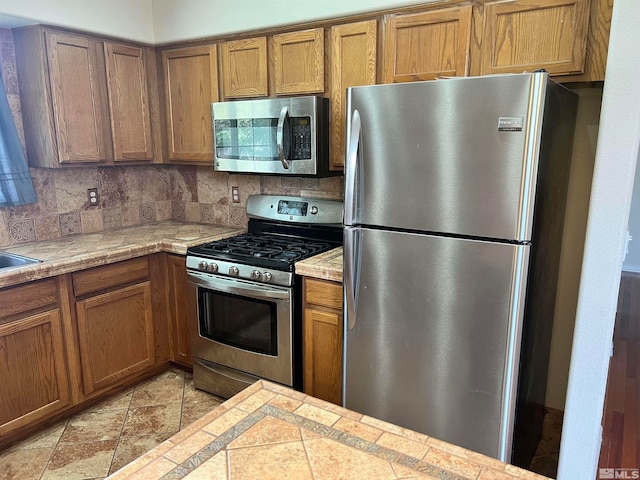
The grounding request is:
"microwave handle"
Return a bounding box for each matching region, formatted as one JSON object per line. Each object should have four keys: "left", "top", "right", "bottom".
{"left": 276, "top": 106, "right": 290, "bottom": 170}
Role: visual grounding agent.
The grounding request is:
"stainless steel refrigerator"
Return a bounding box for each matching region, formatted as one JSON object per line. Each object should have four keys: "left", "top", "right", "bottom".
{"left": 342, "top": 72, "right": 577, "bottom": 464}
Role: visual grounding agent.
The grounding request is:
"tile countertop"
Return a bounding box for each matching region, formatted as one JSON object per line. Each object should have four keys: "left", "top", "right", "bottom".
{"left": 0, "top": 221, "right": 244, "bottom": 289}
{"left": 107, "top": 380, "right": 548, "bottom": 480}
{"left": 295, "top": 246, "right": 343, "bottom": 282}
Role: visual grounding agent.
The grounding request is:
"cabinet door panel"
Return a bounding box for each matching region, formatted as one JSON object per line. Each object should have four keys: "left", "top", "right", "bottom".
{"left": 330, "top": 21, "right": 377, "bottom": 170}
{"left": 0, "top": 311, "right": 70, "bottom": 435}
{"left": 45, "top": 31, "right": 111, "bottom": 163}
{"left": 104, "top": 43, "right": 153, "bottom": 161}
{"left": 273, "top": 28, "right": 324, "bottom": 95}
{"left": 480, "top": 0, "right": 590, "bottom": 75}
{"left": 76, "top": 282, "right": 155, "bottom": 394}
{"left": 167, "top": 255, "right": 192, "bottom": 366}
{"left": 221, "top": 37, "right": 268, "bottom": 98}
{"left": 162, "top": 45, "right": 219, "bottom": 162}
{"left": 384, "top": 6, "right": 472, "bottom": 83}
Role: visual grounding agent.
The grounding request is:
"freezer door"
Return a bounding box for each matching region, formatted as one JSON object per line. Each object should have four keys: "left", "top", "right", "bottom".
{"left": 345, "top": 73, "right": 547, "bottom": 242}
{"left": 343, "top": 227, "right": 530, "bottom": 460}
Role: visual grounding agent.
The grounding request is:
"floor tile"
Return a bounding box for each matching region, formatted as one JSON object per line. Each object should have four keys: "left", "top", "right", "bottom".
{"left": 8, "top": 420, "right": 67, "bottom": 450}
{"left": 129, "top": 371, "right": 185, "bottom": 408}
{"left": 108, "top": 432, "right": 175, "bottom": 475}
{"left": 180, "top": 398, "right": 224, "bottom": 430}
{"left": 86, "top": 388, "right": 134, "bottom": 413}
{"left": 0, "top": 446, "right": 54, "bottom": 480}
{"left": 60, "top": 409, "right": 127, "bottom": 444}
{"left": 182, "top": 451, "right": 227, "bottom": 479}
{"left": 228, "top": 416, "right": 302, "bottom": 449}
{"left": 41, "top": 440, "right": 118, "bottom": 480}
{"left": 121, "top": 403, "right": 182, "bottom": 436}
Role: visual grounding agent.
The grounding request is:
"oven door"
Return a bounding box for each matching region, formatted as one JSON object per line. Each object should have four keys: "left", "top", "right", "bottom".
{"left": 188, "top": 270, "right": 293, "bottom": 386}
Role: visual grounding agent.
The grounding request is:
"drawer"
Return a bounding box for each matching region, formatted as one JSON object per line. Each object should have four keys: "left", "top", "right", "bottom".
{"left": 73, "top": 257, "right": 149, "bottom": 297}
{"left": 0, "top": 278, "right": 58, "bottom": 319}
{"left": 304, "top": 278, "right": 342, "bottom": 311}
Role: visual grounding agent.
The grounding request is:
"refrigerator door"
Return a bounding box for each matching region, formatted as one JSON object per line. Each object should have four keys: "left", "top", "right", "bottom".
{"left": 345, "top": 73, "right": 547, "bottom": 242}
{"left": 343, "top": 226, "right": 530, "bottom": 460}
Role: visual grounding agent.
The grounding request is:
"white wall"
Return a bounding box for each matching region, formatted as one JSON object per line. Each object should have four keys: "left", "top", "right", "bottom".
{"left": 0, "top": 0, "right": 154, "bottom": 43}
{"left": 558, "top": 0, "right": 640, "bottom": 477}
{"left": 151, "top": 0, "right": 436, "bottom": 43}
{"left": 622, "top": 150, "right": 640, "bottom": 272}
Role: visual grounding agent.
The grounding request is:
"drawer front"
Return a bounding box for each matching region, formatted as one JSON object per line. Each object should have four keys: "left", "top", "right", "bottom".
{"left": 73, "top": 257, "right": 149, "bottom": 297}
{"left": 0, "top": 278, "right": 58, "bottom": 320}
{"left": 304, "top": 278, "right": 342, "bottom": 311}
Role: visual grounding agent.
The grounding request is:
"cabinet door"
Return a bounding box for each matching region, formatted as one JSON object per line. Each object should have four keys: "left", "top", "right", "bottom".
{"left": 480, "top": 0, "right": 590, "bottom": 76}
{"left": 273, "top": 28, "right": 324, "bottom": 95}
{"left": 167, "top": 255, "right": 192, "bottom": 366}
{"left": 383, "top": 6, "right": 472, "bottom": 83}
{"left": 303, "top": 278, "right": 343, "bottom": 405}
{"left": 104, "top": 43, "right": 153, "bottom": 161}
{"left": 76, "top": 282, "right": 155, "bottom": 395}
{"left": 330, "top": 21, "right": 377, "bottom": 170}
{"left": 45, "top": 31, "right": 111, "bottom": 163}
{"left": 221, "top": 37, "right": 268, "bottom": 98}
{"left": 162, "top": 45, "right": 219, "bottom": 163}
{"left": 0, "top": 310, "right": 71, "bottom": 436}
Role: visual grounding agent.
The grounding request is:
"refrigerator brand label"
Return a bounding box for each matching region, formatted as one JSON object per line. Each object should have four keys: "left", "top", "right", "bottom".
{"left": 498, "top": 117, "right": 524, "bottom": 132}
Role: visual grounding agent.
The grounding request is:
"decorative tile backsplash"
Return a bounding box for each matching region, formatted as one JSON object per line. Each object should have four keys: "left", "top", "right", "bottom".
{"left": 0, "top": 28, "right": 343, "bottom": 248}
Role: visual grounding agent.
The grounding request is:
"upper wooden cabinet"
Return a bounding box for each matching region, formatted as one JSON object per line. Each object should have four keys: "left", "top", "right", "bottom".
{"left": 273, "top": 28, "right": 325, "bottom": 95}
{"left": 330, "top": 21, "right": 377, "bottom": 170}
{"left": 480, "top": 0, "right": 591, "bottom": 76}
{"left": 383, "top": 5, "right": 472, "bottom": 83}
{"left": 104, "top": 43, "right": 153, "bottom": 161}
{"left": 161, "top": 45, "right": 219, "bottom": 163}
{"left": 221, "top": 37, "right": 268, "bottom": 98}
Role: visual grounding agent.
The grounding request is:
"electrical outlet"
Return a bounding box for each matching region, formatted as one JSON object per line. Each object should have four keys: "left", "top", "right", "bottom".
{"left": 231, "top": 186, "right": 240, "bottom": 203}
{"left": 87, "top": 188, "right": 99, "bottom": 207}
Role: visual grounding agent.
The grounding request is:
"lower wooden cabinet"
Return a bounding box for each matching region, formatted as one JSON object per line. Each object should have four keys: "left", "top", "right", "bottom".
{"left": 166, "top": 254, "right": 192, "bottom": 366}
{"left": 0, "top": 279, "right": 71, "bottom": 439}
{"left": 303, "top": 277, "right": 343, "bottom": 405}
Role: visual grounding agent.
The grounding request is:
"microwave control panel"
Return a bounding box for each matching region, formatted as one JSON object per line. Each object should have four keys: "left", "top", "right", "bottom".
{"left": 291, "top": 117, "right": 312, "bottom": 159}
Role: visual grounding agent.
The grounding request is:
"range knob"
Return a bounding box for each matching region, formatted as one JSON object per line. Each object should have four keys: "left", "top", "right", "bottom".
{"left": 310, "top": 205, "right": 318, "bottom": 215}
{"left": 229, "top": 266, "right": 239, "bottom": 276}
{"left": 197, "top": 261, "right": 208, "bottom": 271}
{"left": 207, "top": 263, "right": 219, "bottom": 273}
{"left": 250, "top": 270, "right": 262, "bottom": 280}
{"left": 263, "top": 272, "right": 273, "bottom": 282}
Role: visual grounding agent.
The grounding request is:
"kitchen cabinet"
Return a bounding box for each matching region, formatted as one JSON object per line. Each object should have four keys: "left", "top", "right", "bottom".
{"left": 479, "top": 0, "right": 591, "bottom": 76}
{"left": 104, "top": 42, "right": 154, "bottom": 161}
{"left": 161, "top": 45, "right": 219, "bottom": 163}
{"left": 303, "top": 277, "right": 343, "bottom": 405}
{"left": 166, "top": 254, "right": 193, "bottom": 367}
{"left": 272, "top": 28, "right": 325, "bottom": 95}
{"left": 13, "top": 26, "right": 158, "bottom": 167}
{"left": 329, "top": 20, "right": 377, "bottom": 170}
{"left": 383, "top": 5, "right": 472, "bottom": 83}
{"left": 73, "top": 257, "right": 155, "bottom": 395}
{"left": 0, "top": 279, "right": 71, "bottom": 439}
{"left": 221, "top": 37, "right": 268, "bottom": 98}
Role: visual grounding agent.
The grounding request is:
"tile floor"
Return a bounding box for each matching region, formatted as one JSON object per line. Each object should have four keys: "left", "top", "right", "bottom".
{"left": 0, "top": 368, "right": 562, "bottom": 480}
{"left": 0, "top": 368, "right": 224, "bottom": 480}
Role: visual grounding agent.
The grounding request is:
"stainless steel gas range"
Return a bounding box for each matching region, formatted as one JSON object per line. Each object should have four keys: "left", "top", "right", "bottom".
{"left": 186, "top": 195, "right": 343, "bottom": 399}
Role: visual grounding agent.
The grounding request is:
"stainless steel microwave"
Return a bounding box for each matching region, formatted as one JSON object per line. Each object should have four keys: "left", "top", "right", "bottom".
{"left": 212, "top": 96, "right": 331, "bottom": 176}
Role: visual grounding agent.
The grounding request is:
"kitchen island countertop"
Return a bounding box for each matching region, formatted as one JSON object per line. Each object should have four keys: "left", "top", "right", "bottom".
{"left": 106, "top": 380, "right": 548, "bottom": 480}
{"left": 0, "top": 221, "right": 244, "bottom": 289}
{"left": 295, "top": 246, "right": 343, "bottom": 282}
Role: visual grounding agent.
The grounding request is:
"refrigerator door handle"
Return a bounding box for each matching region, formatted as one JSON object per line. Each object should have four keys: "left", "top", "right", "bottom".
{"left": 276, "top": 106, "right": 290, "bottom": 169}
{"left": 344, "top": 227, "right": 361, "bottom": 330}
{"left": 344, "top": 109, "right": 361, "bottom": 226}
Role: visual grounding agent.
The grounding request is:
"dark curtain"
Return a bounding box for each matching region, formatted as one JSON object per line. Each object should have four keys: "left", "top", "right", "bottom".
{"left": 0, "top": 73, "right": 36, "bottom": 206}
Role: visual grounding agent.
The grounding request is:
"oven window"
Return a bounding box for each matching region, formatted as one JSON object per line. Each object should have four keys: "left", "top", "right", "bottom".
{"left": 198, "top": 288, "right": 278, "bottom": 356}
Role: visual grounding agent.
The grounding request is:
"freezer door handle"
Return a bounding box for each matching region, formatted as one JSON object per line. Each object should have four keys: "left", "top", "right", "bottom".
{"left": 344, "top": 109, "right": 361, "bottom": 225}
{"left": 344, "top": 227, "right": 361, "bottom": 330}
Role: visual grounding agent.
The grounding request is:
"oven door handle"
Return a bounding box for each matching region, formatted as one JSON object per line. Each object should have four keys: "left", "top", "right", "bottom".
{"left": 188, "top": 271, "right": 291, "bottom": 300}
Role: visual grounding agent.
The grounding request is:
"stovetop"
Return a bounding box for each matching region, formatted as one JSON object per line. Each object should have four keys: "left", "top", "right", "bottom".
{"left": 187, "top": 231, "right": 338, "bottom": 271}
